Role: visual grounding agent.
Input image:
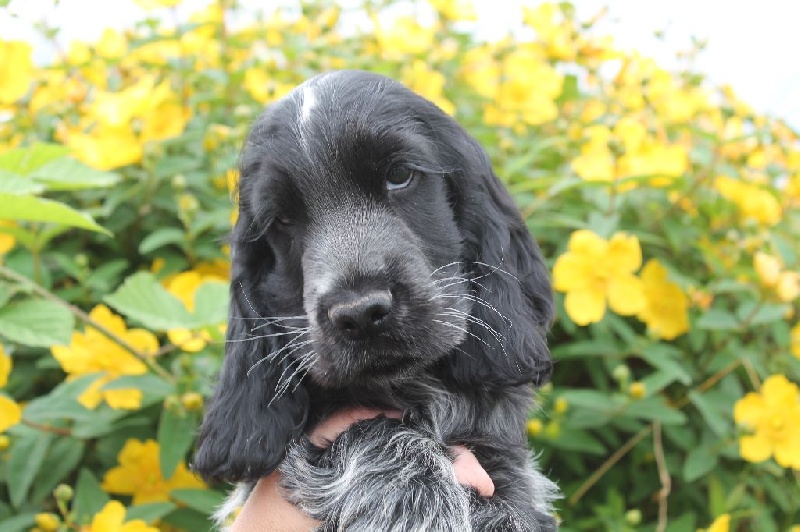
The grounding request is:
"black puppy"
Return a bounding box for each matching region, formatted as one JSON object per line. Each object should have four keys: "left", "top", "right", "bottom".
{"left": 194, "top": 70, "right": 559, "bottom": 531}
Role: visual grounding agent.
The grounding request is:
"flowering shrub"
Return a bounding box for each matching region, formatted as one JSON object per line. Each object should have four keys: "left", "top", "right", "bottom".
{"left": 1, "top": 1, "right": 799, "bottom": 530}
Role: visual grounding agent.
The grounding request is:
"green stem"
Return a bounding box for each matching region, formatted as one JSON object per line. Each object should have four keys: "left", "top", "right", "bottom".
{"left": 0, "top": 265, "right": 175, "bottom": 383}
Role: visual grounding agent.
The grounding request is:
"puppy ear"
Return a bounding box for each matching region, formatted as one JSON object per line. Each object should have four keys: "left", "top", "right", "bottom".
{"left": 447, "top": 136, "right": 554, "bottom": 387}
{"left": 193, "top": 241, "right": 309, "bottom": 484}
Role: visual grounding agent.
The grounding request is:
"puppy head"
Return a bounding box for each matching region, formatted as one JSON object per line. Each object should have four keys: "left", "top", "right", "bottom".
{"left": 194, "top": 71, "right": 553, "bottom": 482}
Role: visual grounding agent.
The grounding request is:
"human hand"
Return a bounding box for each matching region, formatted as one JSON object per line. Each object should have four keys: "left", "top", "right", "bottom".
{"left": 231, "top": 407, "right": 493, "bottom": 531}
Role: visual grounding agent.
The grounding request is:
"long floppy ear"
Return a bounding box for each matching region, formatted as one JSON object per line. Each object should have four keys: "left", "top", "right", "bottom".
{"left": 446, "top": 135, "right": 554, "bottom": 388}
{"left": 193, "top": 238, "right": 309, "bottom": 484}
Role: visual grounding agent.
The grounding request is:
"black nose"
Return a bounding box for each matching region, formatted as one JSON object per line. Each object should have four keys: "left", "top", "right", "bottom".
{"left": 327, "top": 290, "right": 393, "bottom": 339}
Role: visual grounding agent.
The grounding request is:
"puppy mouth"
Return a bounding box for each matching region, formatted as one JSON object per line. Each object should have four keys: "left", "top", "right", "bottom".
{"left": 307, "top": 350, "right": 426, "bottom": 387}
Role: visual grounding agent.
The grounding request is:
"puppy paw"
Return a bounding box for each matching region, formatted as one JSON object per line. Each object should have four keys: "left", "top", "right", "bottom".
{"left": 280, "top": 417, "right": 471, "bottom": 531}
{"left": 469, "top": 495, "right": 558, "bottom": 532}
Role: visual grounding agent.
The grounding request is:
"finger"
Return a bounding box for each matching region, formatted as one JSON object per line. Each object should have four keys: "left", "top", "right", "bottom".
{"left": 309, "top": 407, "right": 403, "bottom": 446}
{"left": 450, "top": 445, "right": 495, "bottom": 497}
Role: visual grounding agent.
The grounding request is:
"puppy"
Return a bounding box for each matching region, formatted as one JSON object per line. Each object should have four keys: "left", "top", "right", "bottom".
{"left": 194, "top": 70, "right": 559, "bottom": 531}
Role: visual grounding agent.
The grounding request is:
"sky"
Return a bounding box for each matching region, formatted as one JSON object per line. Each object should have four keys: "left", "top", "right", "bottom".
{"left": 2, "top": 0, "right": 798, "bottom": 128}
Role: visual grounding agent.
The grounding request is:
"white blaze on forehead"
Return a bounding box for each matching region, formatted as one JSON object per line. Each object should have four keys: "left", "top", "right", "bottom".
{"left": 301, "top": 84, "right": 316, "bottom": 123}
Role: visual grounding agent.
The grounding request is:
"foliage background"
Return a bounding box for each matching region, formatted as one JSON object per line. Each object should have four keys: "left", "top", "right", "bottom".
{"left": 1, "top": 0, "right": 799, "bottom": 530}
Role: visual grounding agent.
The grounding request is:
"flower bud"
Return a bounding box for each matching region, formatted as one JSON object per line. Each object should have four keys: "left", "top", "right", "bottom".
{"left": 629, "top": 381, "right": 646, "bottom": 399}
{"left": 527, "top": 419, "right": 543, "bottom": 437}
{"left": 54, "top": 483, "right": 74, "bottom": 502}
{"left": 181, "top": 392, "right": 204, "bottom": 411}
{"left": 625, "top": 509, "right": 642, "bottom": 525}
{"left": 34, "top": 513, "right": 60, "bottom": 531}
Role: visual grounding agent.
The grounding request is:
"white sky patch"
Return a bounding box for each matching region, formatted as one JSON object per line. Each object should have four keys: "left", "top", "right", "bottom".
{"left": 1, "top": 0, "right": 798, "bottom": 127}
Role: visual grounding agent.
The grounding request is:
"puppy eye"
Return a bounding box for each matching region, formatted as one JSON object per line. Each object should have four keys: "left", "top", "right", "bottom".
{"left": 386, "top": 167, "right": 417, "bottom": 191}
{"left": 274, "top": 215, "right": 292, "bottom": 227}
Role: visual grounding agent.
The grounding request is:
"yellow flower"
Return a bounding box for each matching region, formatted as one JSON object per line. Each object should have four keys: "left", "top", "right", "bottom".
{"left": 164, "top": 269, "right": 226, "bottom": 352}
{"left": 523, "top": 3, "right": 574, "bottom": 60}
{"left": 637, "top": 260, "right": 690, "bottom": 340}
{"left": 791, "top": 323, "right": 800, "bottom": 359}
{"left": 135, "top": 0, "right": 182, "bottom": 9}
{"left": 102, "top": 439, "right": 204, "bottom": 504}
{"left": 629, "top": 381, "right": 646, "bottom": 399}
{"left": 752, "top": 252, "right": 800, "bottom": 302}
{"left": 375, "top": 17, "right": 435, "bottom": 58}
{"left": 34, "top": 513, "right": 60, "bottom": 531}
{"left": 775, "top": 271, "right": 800, "bottom": 302}
{"left": 527, "top": 419, "right": 543, "bottom": 436}
{"left": 0, "top": 40, "right": 34, "bottom": 104}
{"left": 96, "top": 28, "right": 128, "bottom": 59}
{"left": 0, "top": 395, "right": 21, "bottom": 433}
{"left": 429, "top": 0, "right": 477, "bottom": 21}
{"left": 733, "top": 375, "right": 800, "bottom": 468}
{"left": 484, "top": 47, "right": 562, "bottom": 127}
{"left": 90, "top": 76, "right": 171, "bottom": 127}
{"left": 402, "top": 61, "right": 455, "bottom": 116}
{"left": 140, "top": 102, "right": 190, "bottom": 144}
{"left": 0, "top": 345, "right": 21, "bottom": 433}
{"left": 553, "top": 230, "right": 646, "bottom": 325}
{"left": 0, "top": 344, "right": 10, "bottom": 388}
{"left": 243, "top": 69, "right": 294, "bottom": 105}
{"left": 51, "top": 305, "right": 157, "bottom": 410}
{"left": 703, "top": 513, "right": 730, "bottom": 532}
{"left": 572, "top": 125, "right": 615, "bottom": 182}
{"left": 754, "top": 252, "right": 782, "bottom": 287}
{"left": 65, "top": 124, "right": 143, "bottom": 171}
{"left": 715, "top": 176, "right": 782, "bottom": 226}
{"left": 85, "top": 501, "right": 158, "bottom": 532}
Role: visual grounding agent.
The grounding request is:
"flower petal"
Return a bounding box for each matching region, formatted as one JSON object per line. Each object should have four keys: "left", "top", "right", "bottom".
{"left": 607, "top": 233, "right": 642, "bottom": 273}
{"left": 104, "top": 388, "right": 143, "bottom": 410}
{"left": 568, "top": 229, "right": 606, "bottom": 257}
{"left": 739, "top": 433, "right": 772, "bottom": 463}
{"left": 564, "top": 289, "right": 606, "bottom": 325}
{"left": 0, "top": 395, "right": 22, "bottom": 432}
{"left": 733, "top": 393, "right": 765, "bottom": 426}
{"left": 553, "top": 254, "right": 590, "bottom": 292}
{"left": 607, "top": 275, "right": 646, "bottom": 316}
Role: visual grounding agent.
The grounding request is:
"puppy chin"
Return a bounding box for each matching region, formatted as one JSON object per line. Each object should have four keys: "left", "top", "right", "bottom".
{"left": 307, "top": 346, "right": 430, "bottom": 388}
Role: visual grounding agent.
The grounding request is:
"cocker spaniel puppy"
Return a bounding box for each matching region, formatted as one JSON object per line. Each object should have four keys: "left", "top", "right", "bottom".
{"left": 194, "top": 70, "right": 559, "bottom": 531}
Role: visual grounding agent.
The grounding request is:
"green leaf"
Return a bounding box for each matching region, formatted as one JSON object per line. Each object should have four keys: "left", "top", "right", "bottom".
{"left": 7, "top": 430, "right": 54, "bottom": 507}
{"left": 551, "top": 340, "right": 620, "bottom": 359}
{"left": 0, "top": 194, "right": 111, "bottom": 235}
{"left": 639, "top": 344, "right": 692, "bottom": 385}
{"left": 162, "top": 507, "right": 213, "bottom": 531}
{"left": 696, "top": 308, "right": 739, "bottom": 330}
{"left": 623, "top": 396, "right": 687, "bottom": 425}
{"left": 192, "top": 280, "right": 229, "bottom": 326}
{"left": 0, "top": 299, "right": 74, "bottom": 347}
{"left": 158, "top": 408, "right": 200, "bottom": 479}
{"left": 557, "top": 390, "right": 624, "bottom": 413}
{"left": 28, "top": 157, "right": 121, "bottom": 190}
{"left": 170, "top": 489, "right": 226, "bottom": 515}
{"left": 105, "top": 272, "right": 193, "bottom": 330}
{"left": 0, "top": 170, "right": 45, "bottom": 194}
{"left": 736, "top": 301, "right": 790, "bottom": 325}
{"left": 73, "top": 469, "right": 110, "bottom": 525}
{"left": 106, "top": 273, "right": 228, "bottom": 330}
{"left": 586, "top": 210, "right": 620, "bottom": 239}
{"left": 103, "top": 374, "right": 174, "bottom": 398}
{"left": 548, "top": 429, "right": 606, "bottom": 454}
{"left": 0, "top": 144, "right": 71, "bottom": 174}
{"left": 689, "top": 391, "right": 731, "bottom": 437}
{"left": 127, "top": 502, "right": 177, "bottom": 524}
{"left": 29, "top": 437, "right": 84, "bottom": 504}
{"left": 0, "top": 514, "right": 37, "bottom": 532}
{"left": 22, "top": 374, "right": 101, "bottom": 423}
{"left": 683, "top": 445, "right": 718, "bottom": 481}
{"left": 139, "top": 227, "right": 187, "bottom": 254}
